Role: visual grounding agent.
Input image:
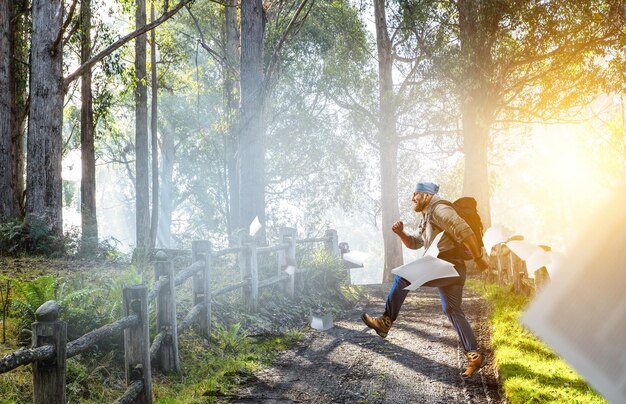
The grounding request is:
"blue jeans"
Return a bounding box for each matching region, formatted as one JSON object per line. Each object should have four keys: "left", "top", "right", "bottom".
{"left": 384, "top": 258, "right": 478, "bottom": 352}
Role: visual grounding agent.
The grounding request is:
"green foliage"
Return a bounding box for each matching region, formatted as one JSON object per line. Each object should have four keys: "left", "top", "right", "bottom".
{"left": 468, "top": 281, "right": 607, "bottom": 403}
{"left": 0, "top": 218, "right": 66, "bottom": 257}
{"left": 153, "top": 330, "right": 302, "bottom": 403}
{"left": 212, "top": 322, "right": 249, "bottom": 355}
{"left": 11, "top": 275, "right": 57, "bottom": 345}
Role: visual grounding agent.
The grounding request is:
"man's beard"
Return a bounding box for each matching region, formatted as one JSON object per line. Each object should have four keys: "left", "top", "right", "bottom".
{"left": 413, "top": 202, "right": 424, "bottom": 212}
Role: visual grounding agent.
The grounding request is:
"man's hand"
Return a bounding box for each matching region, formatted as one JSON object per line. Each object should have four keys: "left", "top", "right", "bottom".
{"left": 474, "top": 255, "right": 489, "bottom": 272}
{"left": 392, "top": 220, "right": 404, "bottom": 236}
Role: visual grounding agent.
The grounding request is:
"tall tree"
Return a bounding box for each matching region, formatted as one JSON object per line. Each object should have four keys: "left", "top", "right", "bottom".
{"left": 374, "top": 0, "right": 404, "bottom": 282}
{"left": 0, "top": 0, "right": 16, "bottom": 219}
{"left": 149, "top": 2, "right": 159, "bottom": 249}
{"left": 80, "top": 0, "right": 98, "bottom": 254}
{"left": 238, "top": 0, "right": 265, "bottom": 240}
{"left": 402, "top": 0, "right": 625, "bottom": 225}
{"left": 224, "top": 0, "right": 240, "bottom": 243}
{"left": 135, "top": 0, "right": 150, "bottom": 252}
{"left": 25, "top": 0, "right": 64, "bottom": 234}
{"left": 0, "top": 0, "right": 28, "bottom": 220}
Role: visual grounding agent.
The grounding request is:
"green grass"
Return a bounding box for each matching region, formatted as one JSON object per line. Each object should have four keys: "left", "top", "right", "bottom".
{"left": 153, "top": 329, "right": 303, "bottom": 403}
{"left": 467, "top": 281, "right": 607, "bottom": 404}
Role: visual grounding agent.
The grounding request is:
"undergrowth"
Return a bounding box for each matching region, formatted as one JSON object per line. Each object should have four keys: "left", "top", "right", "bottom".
{"left": 0, "top": 247, "right": 362, "bottom": 403}
{"left": 467, "top": 281, "right": 607, "bottom": 404}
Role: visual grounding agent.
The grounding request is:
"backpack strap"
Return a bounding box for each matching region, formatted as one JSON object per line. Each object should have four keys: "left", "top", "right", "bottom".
{"left": 426, "top": 199, "right": 471, "bottom": 259}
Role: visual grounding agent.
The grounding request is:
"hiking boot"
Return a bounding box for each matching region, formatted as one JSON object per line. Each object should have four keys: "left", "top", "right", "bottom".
{"left": 462, "top": 350, "right": 484, "bottom": 377}
{"left": 361, "top": 313, "right": 392, "bottom": 338}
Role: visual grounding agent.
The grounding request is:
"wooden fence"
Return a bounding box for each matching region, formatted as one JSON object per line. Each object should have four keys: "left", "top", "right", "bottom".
{"left": 484, "top": 235, "right": 552, "bottom": 296}
{"left": 0, "top": 227, "right": 341, "bottom": 404}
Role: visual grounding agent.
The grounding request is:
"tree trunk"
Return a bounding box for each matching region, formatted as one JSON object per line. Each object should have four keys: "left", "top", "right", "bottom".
{"left": 239, "top": 0, "right": 266, "bottom": 242}
{"left": 0, "top": 0, "right": 27, "bottom": 220}
{"left": 10, "top": 1, "right": 28, "bottom": 219}
{"left": 135, "top": 0, "right": 150, "bottom": 252}
{"left": 149, "top": 3, "right": 159, "bottom": 249}
{"left": 375, "top": 0, "right": 403, "bottom": 282}
{"left": 157, "top": 120, "right": 175, "bottom": 248}
{"left": 26, "top": 0, "right": 64, "bottom": 235}
{"left": 0, "top": 0, "right": 16, "bottom": 219}
{"left": 458, "top": 0, "right": 493, "bottom": 228}
{"left": 225, "top": 0, "right": 240, "bottom": 244}
{"left": 80, "top": 0, "right": 98, "bottom": 255}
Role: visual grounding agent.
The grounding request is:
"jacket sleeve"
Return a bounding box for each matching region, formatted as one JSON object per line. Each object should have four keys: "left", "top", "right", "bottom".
{"left": 431, "top": 204, "right": 474, "bottom": 243}
{"left": 407, "top": 234, "right": 424, "bottom": 250}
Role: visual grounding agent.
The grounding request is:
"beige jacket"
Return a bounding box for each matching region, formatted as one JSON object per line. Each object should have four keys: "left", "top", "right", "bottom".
{"left": 407, "top": 195, "right": 474, "bottom": 253}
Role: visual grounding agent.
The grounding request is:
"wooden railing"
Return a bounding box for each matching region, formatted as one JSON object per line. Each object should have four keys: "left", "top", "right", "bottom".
{"left": 484, "top": 235, "right": 552, "bottom": 296}
{"left": 0, "top": 227, "right": 342, "bottom": 404}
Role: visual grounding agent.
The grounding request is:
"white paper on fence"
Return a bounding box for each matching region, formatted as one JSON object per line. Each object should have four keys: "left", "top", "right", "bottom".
{"left": 343, "top": 250, "right": 369, "bottom": 267}
{"left": 545, "top": 251, "right": 565, "bottom": 277}
{"left": 249, "top": 216, "right": 262, "bottom": 237}
{"left": 284, "top": 265, "right": 297, "bottom": 275}
{"left": 507, "top": 240, "right": 543, "bottom": 261}
{"left": 483, "top": 225, "right": 514, "bottom": 255}
{"left": 522, "top": 181, "right": 626, "bottom": 404}
{"left": 525, "top": 249, "right": 552, "bottom": 274}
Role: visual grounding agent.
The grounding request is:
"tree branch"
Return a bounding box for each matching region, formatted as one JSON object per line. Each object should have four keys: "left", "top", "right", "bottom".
{"left": 64, "top": 0, "right": 193, "bottom": 88}
{"left": 52, "top": 0, "right": 79, "bottom": 56}
{"left": 265, "top": 0, "right": 313, "bottom": 82}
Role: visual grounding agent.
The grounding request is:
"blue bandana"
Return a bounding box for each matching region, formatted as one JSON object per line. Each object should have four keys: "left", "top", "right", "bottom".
{"left": 415, "top": 182, "right": 439, "bottom": 195}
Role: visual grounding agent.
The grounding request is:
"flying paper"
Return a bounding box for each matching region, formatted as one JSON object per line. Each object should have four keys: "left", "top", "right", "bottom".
{"left": 310, "top": 311, "right": 334, "bottom": 331}
{"left": 525, "top": 248, "right": 551, "bottom": 273}
{"left": 249, "top": 216, "right": 262, "bottom": 237}
{"left": 391, "top": 232, "right": 459, "bottom": 290}
{"left": 343, "top": 250, "right": 369, "bottom": 267}
{"left": 507, "top": 240, "right": 543, "bottom": 260}
{"left": 483, "top": 225, "right": 514, "bottom": 255}
{"left": 523, "top": 181, "right": 626, "bottom": 404}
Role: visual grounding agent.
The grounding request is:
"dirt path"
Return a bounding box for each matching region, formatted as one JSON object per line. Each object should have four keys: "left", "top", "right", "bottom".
{"left": 231, "top": 285, "right": 503, "bottom": 403}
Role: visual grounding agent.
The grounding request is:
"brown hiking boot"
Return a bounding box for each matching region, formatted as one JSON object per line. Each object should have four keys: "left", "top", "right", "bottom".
{"left": 462, "top": 350, "right": 485, "bottom": 377}
{"left": 361, "top": 313, "right": 392, "bottom": 338}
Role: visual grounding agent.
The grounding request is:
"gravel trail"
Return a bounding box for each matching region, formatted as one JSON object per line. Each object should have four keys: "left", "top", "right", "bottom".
{"left": 231, "top": 285, "right": 503, "bottom": 403}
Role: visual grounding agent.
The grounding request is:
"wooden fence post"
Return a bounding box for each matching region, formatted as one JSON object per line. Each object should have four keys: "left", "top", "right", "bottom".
{"left": 324, "top": 229, "right": 340, "bottom": 257}
{"left": 237, "top": 230, "right": 251, "bottom": 308}
{"left": 192, "top": 240, "right": 212, "bottom": 338}
{"left": 279, "top": 227, "right": 298, "bottom": 298}
{"left": 495, "top": 244, "right": 507, "bottom": 286}
{"left": 123, "top": 285, "right": 152, "bottom": 404}
{"left": 154, "top": 256, "right": 179, "bottom": 373}
{"left": 534, "top": 245, "right": 552, "bottom": 293}
{"left": 236, "top": 231, "right": 258, "bottom": 312}
{"left": 248, "top": 237, "right": 259, "bottom": 312}
{"left": 32, "top": 301, "right": 66, "bottom": 404}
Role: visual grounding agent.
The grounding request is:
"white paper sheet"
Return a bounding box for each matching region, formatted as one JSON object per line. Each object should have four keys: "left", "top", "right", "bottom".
{"left": 522, "top": 181, "right": 626, "bottom": 404}
{"left": 343, "top": 250, "right": 369, "bottom": 267}
{"left": 525, "top": 249, "right": 551, "bottom": 273}
{"left": 483, "top": 225, "right": 514, "bottom": 255}
{"left": 391, "top": 232, "right": 459, "bottom": 290}
{"left": 507, "top": 240, "right": 543, "bottom": 260}
{"left": 249, "top": 216, "right": 262, "bottom": 237}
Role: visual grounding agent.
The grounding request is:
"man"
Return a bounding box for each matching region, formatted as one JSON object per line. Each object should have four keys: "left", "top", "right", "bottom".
{"left": 362, "top": 181, "right": 489, "bottom": 377}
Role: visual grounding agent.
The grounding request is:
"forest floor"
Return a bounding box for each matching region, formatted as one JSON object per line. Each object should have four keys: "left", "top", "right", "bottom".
{"left": 228, "top": 284, "right": 504, "bottom": 404}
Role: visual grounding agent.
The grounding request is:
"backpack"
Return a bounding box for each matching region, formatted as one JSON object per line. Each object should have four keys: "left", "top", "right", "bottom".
{"left": 429, "top": 197, "right": 484, "bottom": 259}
